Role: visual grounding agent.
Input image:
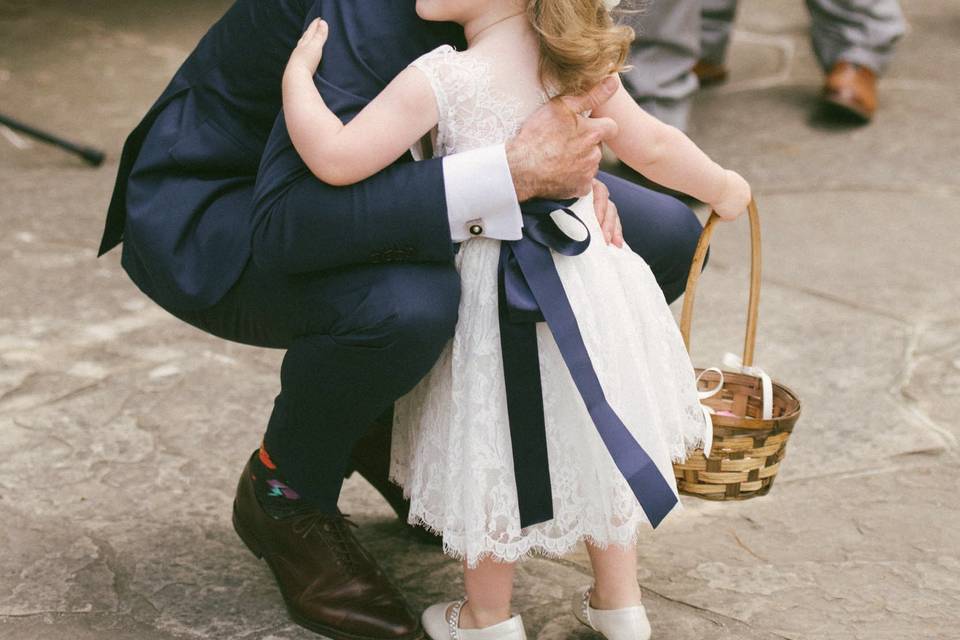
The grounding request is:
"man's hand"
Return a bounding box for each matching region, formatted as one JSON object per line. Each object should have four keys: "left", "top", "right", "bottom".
{"left": 592, "top": 179, "right": 624, "bottom": 247}
{"left": 506, "top": 77, "right": 620, "bottom": 202}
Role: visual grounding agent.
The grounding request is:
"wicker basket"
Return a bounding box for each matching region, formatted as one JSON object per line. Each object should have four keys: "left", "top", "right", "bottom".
{"left": 672, "top": 200, "right": 801, "bottom": 500}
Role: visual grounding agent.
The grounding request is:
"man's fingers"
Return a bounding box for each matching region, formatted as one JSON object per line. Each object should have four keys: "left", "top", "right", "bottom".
{"left": 591, "top": 182, "right": 623, "bottom": 248}
{"left": 588, "top": 145, "right": 603, "bottom": 165}
{"left": 601, "top": 198, "right": 618, "bottom": 246}
{"left": 613, "top": 210, "right": 624, "bottom": 248}
{"left": 561, "top": 75, "right": 619, "bottom": 114}
{"left": 581, "top": 116, "right": 619, "bottom": 144}
{"left": 592, "top": 179, "right": 609, "bottom": 240}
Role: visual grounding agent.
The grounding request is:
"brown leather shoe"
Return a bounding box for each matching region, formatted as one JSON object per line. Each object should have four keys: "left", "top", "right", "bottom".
{"left": 822, "top": 61, "right": 877, "bottom": 123}
{"left": 693, "top": 59, "right": 729, "bottom": 87}
{"left": 232, "top": 452, "right": 422, "bottom": 640}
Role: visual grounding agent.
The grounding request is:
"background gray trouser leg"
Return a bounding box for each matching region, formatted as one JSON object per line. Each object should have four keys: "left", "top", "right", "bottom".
{"left": 701, "top": 0, "right": 738, "bottom": 66}
{"left": 620, "top": 0, "right": 701, "bottom": 130}
{"left": 698, "top": 0, "right": 905, "bottom": 73}
{"left": 806, "top": 0, "right": 905, "bottom": 73}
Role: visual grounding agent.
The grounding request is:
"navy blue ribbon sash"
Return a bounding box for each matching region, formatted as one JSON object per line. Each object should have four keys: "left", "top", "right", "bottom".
{"left": 498, "top": 199, "right": 679, "bottom": 529}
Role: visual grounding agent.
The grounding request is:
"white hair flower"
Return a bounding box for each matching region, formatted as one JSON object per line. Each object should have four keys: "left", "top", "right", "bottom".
{"left": 603, "top": 0, "right": 622, "bottom": 10}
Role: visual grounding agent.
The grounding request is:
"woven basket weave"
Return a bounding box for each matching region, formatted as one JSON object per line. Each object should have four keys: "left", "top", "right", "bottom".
{"left": 672, "top": 201, "right": 802, "bottom": 500}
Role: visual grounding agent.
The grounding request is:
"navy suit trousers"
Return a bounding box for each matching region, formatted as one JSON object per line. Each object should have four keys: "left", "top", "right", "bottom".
{"left": 173, "top": 175, "right": 705, "bottom": 511}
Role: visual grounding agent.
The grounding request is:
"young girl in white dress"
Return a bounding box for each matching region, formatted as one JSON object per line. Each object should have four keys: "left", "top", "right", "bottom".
{"left": 282, "top": 2, "right": 751, "bottom": 639}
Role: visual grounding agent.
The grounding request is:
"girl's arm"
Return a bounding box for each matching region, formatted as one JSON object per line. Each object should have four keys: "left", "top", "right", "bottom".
{"left": 282, "top": 19, "right": 439, "bottom": 187}
{"left": 592, "top": 76, "right": 751, "bottom": 219}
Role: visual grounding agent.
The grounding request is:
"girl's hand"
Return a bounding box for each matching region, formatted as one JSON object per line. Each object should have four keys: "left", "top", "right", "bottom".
{"left": 287, "top": 18, "right": 329, "bottom": 75}
{"left": 712, "top": 169, "right": 752, "bottom": 220}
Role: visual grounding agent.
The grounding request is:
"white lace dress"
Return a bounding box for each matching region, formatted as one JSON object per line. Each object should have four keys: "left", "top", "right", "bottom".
{"left": 390, "top": 45, "right": 709, "bottom": 567}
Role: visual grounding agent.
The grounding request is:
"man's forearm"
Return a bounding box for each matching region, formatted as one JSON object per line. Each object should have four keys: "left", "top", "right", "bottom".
{"left": 505, "top": 137, "right": 538, "bottom": 203}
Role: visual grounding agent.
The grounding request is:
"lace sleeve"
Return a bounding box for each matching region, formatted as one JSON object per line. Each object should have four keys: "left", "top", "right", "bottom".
{"left": 408, "top": 44, "right": 507, "bottom": 155}
{"left": 409, "top": 46, "right": 456, "bottom": 117}
{"left": 408, "top": 45, "right": 462, "bottom": 154}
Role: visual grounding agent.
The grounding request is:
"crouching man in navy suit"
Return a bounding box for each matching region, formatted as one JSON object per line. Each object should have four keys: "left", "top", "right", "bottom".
{"left": 98, "top": 1, "right": 706, "bottom": 638}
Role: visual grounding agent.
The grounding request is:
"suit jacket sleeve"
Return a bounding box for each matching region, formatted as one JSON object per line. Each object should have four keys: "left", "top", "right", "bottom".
{"left": 249, "top": 70, "right": 455, "bottom": 275}
{"left": 248, "top": 0, "right": 471, "bottom": 274}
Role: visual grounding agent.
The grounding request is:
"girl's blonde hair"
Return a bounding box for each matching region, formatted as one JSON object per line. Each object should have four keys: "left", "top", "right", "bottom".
{"left": 526, "top": 0, "right": 635, "bottom": 96}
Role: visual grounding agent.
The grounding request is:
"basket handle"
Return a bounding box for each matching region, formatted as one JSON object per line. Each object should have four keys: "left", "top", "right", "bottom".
{"left": 679, "top": 199, "right": 762, "bottom": 367}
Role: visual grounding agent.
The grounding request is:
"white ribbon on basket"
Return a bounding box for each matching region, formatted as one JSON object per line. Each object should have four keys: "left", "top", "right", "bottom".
{"left": 722, "top": 352, "right": 773, "bottom": 421}
{"left": 695, "top": 367, "right": 724, "bottom": 458}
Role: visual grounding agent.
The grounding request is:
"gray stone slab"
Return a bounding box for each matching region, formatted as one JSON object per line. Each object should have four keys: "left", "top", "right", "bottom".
{"left": 564, "top": 458, "right": 960, "bottom": 640}
{"left": 901, "top": 319, "right": 960, "bottom": 441}
{"left": 690, "top": 0, "right": 960, "bottom": 194}
{"left": 683, "top": 288, "right": 949, "bottom": 482}
{"left": 719, "top": 190, "right": 960, "bottom": 321}
{"left": 678, "top": 203, "right": 956, "bottom": 479}
{"left": 0, "top": 0, "right": 230, "bottom": 166}
{"left": 732, "top": 0, "right": 960, "bottom": 85}
{"left": 0, "top": 615, "right": 182, "bottom": 640}
{"left": 3, "top": 0, "right": 960, "bottom": 638}
{"left": 689, "top": 83, "right": 960, "bottom": 192}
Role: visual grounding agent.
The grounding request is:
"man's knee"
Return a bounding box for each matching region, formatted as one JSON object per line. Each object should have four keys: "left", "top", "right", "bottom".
{"left": 333, "top": 263, "right": 460, "bottom": 363}
{"left": 382, "top": 263, "right": 460, "bottom": 351}
{"left": 657, "top": 197, "right": 706, "bottom": 304}
{"left": 674, "top": 198, "right": 706, "bottom": 267}
{"left": 289, "top": 263, "right": 459, "bottom": 398}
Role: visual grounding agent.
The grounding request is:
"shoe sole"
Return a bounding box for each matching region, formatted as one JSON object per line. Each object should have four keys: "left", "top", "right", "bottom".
{"left": 696, "top": 71, "right": 728, "bottom": 87}
{"left": 231, "top": 502, "right": 425, "bottom": 640}
{"left": 822, "top": 94, "right": 873, "bottom": 123}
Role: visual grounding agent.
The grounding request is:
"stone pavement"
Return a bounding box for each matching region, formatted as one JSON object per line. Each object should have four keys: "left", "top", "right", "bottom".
{"left": 1, "top": 0, "right": 958, "bottom": 638}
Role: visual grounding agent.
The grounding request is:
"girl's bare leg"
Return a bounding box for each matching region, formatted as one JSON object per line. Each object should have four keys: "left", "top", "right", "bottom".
{"left": 460, "top": 558, "right": 516, "bottom": 629}
{"left": 585, "top": 541, "right": 644, "bottom": 609}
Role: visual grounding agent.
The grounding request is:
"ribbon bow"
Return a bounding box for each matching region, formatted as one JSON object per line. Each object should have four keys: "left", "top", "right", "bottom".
{"left": 499, "top": 199, "right": 679, "bottom": 530}
{"left": 695, "top": 368, "right": 724, "bottom": 458}
{"left": 722, "top": 353, "right": 773, "bottom": 420}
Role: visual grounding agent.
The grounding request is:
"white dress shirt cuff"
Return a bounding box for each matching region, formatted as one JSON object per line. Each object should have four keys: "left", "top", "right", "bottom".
{"left": 442, "top": 144, "right": 523, "bottom": 242}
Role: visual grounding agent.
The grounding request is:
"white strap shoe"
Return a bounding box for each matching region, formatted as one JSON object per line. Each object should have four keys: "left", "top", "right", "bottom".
{"left": 422, "top": 598, "right": 527, "bottom": 640}
{"left": 572, "top": 586, "right": 652, "bottom": 640}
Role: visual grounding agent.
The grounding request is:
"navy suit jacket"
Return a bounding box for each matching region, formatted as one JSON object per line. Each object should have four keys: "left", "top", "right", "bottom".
{"left": 99, "top": 0, "right": 464, "bottom": 311}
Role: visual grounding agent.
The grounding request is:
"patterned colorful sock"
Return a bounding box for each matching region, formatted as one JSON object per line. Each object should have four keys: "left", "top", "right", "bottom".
{"left": 252, "top": 442, "right": 311, "bottom": 519}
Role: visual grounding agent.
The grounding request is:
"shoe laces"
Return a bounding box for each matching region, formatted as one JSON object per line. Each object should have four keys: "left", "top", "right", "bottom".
{"left": 291, "top": 512, "right": 362, "bottom": 570}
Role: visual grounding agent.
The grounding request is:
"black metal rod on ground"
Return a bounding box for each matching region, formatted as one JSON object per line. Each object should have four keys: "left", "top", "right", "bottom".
{"left": 0, "top": 112, "right": 105, "bottom": 166}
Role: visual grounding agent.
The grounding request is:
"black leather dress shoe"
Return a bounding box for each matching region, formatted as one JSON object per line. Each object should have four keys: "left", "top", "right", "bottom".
{"left": 232, "top": 452, "right": 423, "bottom": 640}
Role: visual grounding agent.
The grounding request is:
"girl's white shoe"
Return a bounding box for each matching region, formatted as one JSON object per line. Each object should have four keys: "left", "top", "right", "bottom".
{"left": 422, "top": 598, "right": 527, "bottom": 640}
{"left": 572, "top": 586, "right": 652, "bottom": 640}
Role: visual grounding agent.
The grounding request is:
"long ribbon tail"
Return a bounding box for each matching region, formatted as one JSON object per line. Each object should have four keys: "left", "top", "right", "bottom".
{"left": 509, "top": 239, "right": 679, "bottom": 529}
{"left": 499, "top": 245, "right": 554, "bottom": 528}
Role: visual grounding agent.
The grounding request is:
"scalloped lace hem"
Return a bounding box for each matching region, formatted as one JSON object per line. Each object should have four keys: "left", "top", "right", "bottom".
{"left": 401, "top": 502, "right": 684, "bottom": 569}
